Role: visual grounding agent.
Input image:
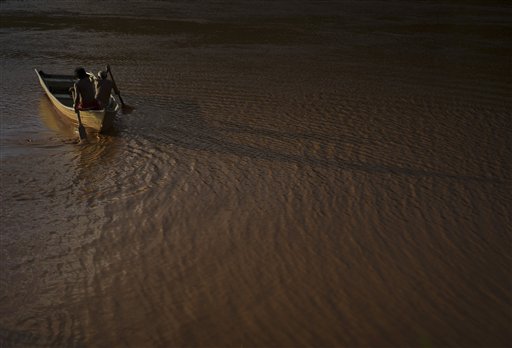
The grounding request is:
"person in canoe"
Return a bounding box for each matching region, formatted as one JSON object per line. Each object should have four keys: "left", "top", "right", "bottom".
{"left": 95, "top": 70, "right": 119, "bottom": 109}
{"left": 72, "top": 67, "right": 100, "bottom": 111}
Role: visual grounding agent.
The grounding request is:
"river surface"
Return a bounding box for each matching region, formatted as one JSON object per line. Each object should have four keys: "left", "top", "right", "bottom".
{"left": 1, "top": 1, "right": 511, "bottom": 347}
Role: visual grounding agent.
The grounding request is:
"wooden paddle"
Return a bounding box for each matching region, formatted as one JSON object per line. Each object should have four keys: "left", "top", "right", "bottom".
{"left": 75, "top": 109, "right": 87, "bottom": 140}
{"left": 106, "top": 64, "right": 134, "bottom": 112}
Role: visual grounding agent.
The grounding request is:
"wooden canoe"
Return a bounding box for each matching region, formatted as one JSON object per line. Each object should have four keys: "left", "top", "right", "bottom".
{"left": 35, "top": 69, "right": 119, "bottom": 132}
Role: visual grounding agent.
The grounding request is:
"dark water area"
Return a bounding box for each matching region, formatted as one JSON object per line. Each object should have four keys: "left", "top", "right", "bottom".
{"left": 1, "top": 1, "right": 511, "bottom": 347}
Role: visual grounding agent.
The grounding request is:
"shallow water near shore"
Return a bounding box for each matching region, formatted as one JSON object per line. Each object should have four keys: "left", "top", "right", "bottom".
{"left": 1, "top": 1, "right": 511, "bottom": 347}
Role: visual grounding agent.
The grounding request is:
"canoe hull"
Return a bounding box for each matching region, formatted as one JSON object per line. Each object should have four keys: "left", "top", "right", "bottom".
{"left": 35, "top": 69, "right": 119, "bottom": 132}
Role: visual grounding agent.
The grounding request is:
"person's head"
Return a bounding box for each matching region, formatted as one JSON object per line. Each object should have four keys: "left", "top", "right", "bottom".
{"left": 97, "top": 70, "right": 108, "bottom": 79}
{"left": 74, "top": 67, "right": 87, "bottom": 79}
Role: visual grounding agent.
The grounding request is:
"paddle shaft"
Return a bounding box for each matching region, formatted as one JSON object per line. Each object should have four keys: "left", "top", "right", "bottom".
{"left": 75, "top": 109, "right": 87, "bottom": 140}
{"left": 106, "top": 65, "right": 125, "bottom": 105}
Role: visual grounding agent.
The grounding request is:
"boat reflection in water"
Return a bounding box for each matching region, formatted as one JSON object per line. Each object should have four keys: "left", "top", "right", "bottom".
{"left": 38, "top": 95, "right": 77, "bottom": 138}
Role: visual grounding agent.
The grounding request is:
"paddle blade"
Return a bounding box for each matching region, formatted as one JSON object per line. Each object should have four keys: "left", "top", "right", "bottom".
{"left": 121, "top": 103, "right": 135, "bottom": 114}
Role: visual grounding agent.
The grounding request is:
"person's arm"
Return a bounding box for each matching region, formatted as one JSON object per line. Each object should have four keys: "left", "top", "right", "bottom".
{"left": 94, "top": 80, "right": 100, "bottom": 99}
{"left": 73, "top": 83, "right": 80, "bottom": 111}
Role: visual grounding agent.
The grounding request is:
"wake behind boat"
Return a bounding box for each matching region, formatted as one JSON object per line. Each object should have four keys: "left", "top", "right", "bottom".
{"left": 35, "top": 69, "right": 120, "bottom": 133}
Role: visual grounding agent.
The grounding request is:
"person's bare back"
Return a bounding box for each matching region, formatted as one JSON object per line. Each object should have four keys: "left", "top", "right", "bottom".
{"left": 73, "top": 67, "right": 99, "bottom": 110}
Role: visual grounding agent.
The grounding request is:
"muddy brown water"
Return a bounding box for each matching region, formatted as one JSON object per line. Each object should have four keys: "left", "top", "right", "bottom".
{"left": 1, "top": 1, "right": 511, "bottom": 347}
